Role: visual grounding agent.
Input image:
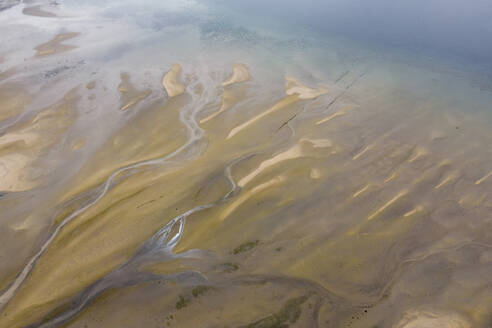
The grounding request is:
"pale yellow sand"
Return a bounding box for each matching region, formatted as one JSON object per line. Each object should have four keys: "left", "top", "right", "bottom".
{"left": 71, "top": 138, "right": 85, "bottom": 151}
{"left": 227, "top": 95, "right": 298, "bottom": 139}
{"left": 238, "top": 144, "right": 304, "bottom": 187}
{"left": 316, "top": 110, "right": 347, "bottom": 125}
{"left": 316, "top": 103, "right": 357, "bottom": 125}
{"left": 120, "top": 92, "right": 151, "bottom": 111}
{"left": 2, "top": 60, "right": 492, "bottom": 328}
{"left": 352, "top": 144, "right": 374, "bottom": 160}
{"left": 220, "top": 176, "right": 285, "bottom": 221}
{"left": 395, "top": 311, "right": 470, "bottom": 328}
{"left": 403, "top": 205, "right": 424, "bottom": 217}
{"left": 367, "top": 190, "right": 408, "bottom": 220}
{"left": 285, "top": 75, "right": 329, "bottom": 100}
{"left": 0, "top": 131, "right": 38, "bottom": 147}
{"left": 352, "top": 184, "right": 370, "bottom": 198}
{"left": 200, "top": 95, "right": 229, "bottom": 123}
{"left": 475, "top": 171, "right": 491, "bottom": 185}
{"left": 117, "top": 73, "right": 152, "bottom": 110}
{"left": 0, "top": 90, "right": 75, "bottom": 192}
{"left": 0, "top": 131, "right": 38, "bottom": 190}
{"left": 408, "top": 146, "right": 429, "bottom": 162}
{"left": 0, "top": 154, "right": 32, "bottom": 191}
{"left": 301, "top": 138, "right": 333, "bottom": 148}
{"left": 385, "top": 172, "right": 397, "bottom": 183}
{"left": 162, "top": 64, "right": 185, "bottom": 97}
{"left": 86, "top": 81, "right": 96, "bottom": 90}
{"left": 34, "top": 32, "right": 79, "bottom": 57}
{"left": 434, "top": 172, "right": 458, "bottom": 189}
{"left": 238, "top": 138, "right": 333, "bottom": 187}
{"left": 200, "top": 81, "right": 248, "bottom": 124}
{"left": 0, "top": 85, "right": 30, "bottom": 122}
{"left": 310, "top": 168, "right": 321, "bottom": 179}
{"left": 222, "top": 63, "right": 250, "bottom": 86}
{"left": 227, "top": 75, "right": 331, "bottom": 139}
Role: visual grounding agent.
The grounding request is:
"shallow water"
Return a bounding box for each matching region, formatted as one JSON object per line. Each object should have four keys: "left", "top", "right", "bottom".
{"left": 0, "top": 1, "right": 491, "bottom": 327}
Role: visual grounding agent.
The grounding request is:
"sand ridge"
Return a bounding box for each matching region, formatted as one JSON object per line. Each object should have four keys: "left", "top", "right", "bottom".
{"left": 285, "top": 75, "right": 330, "bottom": 100}
{"left": 222, "top": 63, "right": 251, "bottom": 86}
{"left": 34, "top": 32, "right": 80, "bottom": 57}
{"left": 162, "top": 64, "right": 186, "bottom": 98}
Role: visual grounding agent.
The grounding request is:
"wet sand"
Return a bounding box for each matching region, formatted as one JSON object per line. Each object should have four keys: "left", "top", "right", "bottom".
{"left": 22, "top": 5, "right": 56, "bottom": 18}
{"left": 34, "top": 32, "right": 79, "bottom": 57}
{"left": 0, "top": 2, "right": 491, "bottom": 328}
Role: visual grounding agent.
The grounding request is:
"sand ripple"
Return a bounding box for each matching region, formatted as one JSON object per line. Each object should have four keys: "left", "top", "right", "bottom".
{"left": 395, "top": 310, "right": 470, "bottom": 328}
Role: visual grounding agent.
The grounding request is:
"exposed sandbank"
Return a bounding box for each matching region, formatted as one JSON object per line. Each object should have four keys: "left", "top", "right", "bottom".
{"left": 162, "top": 64, "right": 185, "bottom": 98}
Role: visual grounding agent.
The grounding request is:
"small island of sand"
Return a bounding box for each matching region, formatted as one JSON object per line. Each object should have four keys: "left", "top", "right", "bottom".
{"left": 285, "top": 75, "right": 329, "bottom": 100}
{"left": 162, "top": 64, "right": 185, "bottom": 98}
{"left": 222, "top": 63, "right": 251, "bottom": 86}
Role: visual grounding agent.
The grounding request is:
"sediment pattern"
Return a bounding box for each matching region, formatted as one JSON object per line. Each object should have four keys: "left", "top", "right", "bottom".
{"left": 0, "top": 1, "right": 491, "bottom": 328}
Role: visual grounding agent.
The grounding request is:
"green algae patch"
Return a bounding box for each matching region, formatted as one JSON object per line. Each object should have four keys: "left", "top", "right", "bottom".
{"left": 192, "top": 285, "right": 211, "bottom": 298}
{"left": 241, "top": 295, "right": 308, "bottom": 328}
{"left": 220, "top": 262, "right": 239, "bottom": 273}
{"left": 175, "top": 295, "right": 190, "bottom": 310}
{"left": 233, "top": 240, "right": 260, "bottom": 255}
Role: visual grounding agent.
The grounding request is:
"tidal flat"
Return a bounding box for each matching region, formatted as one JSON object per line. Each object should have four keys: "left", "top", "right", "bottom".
{"left": 0, "top": 0, "right": 491, "bottom": 327}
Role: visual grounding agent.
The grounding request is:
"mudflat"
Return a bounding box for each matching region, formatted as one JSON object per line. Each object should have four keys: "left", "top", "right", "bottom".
{"left": 0, "top": 1, "right": 491, "bottom": 327}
